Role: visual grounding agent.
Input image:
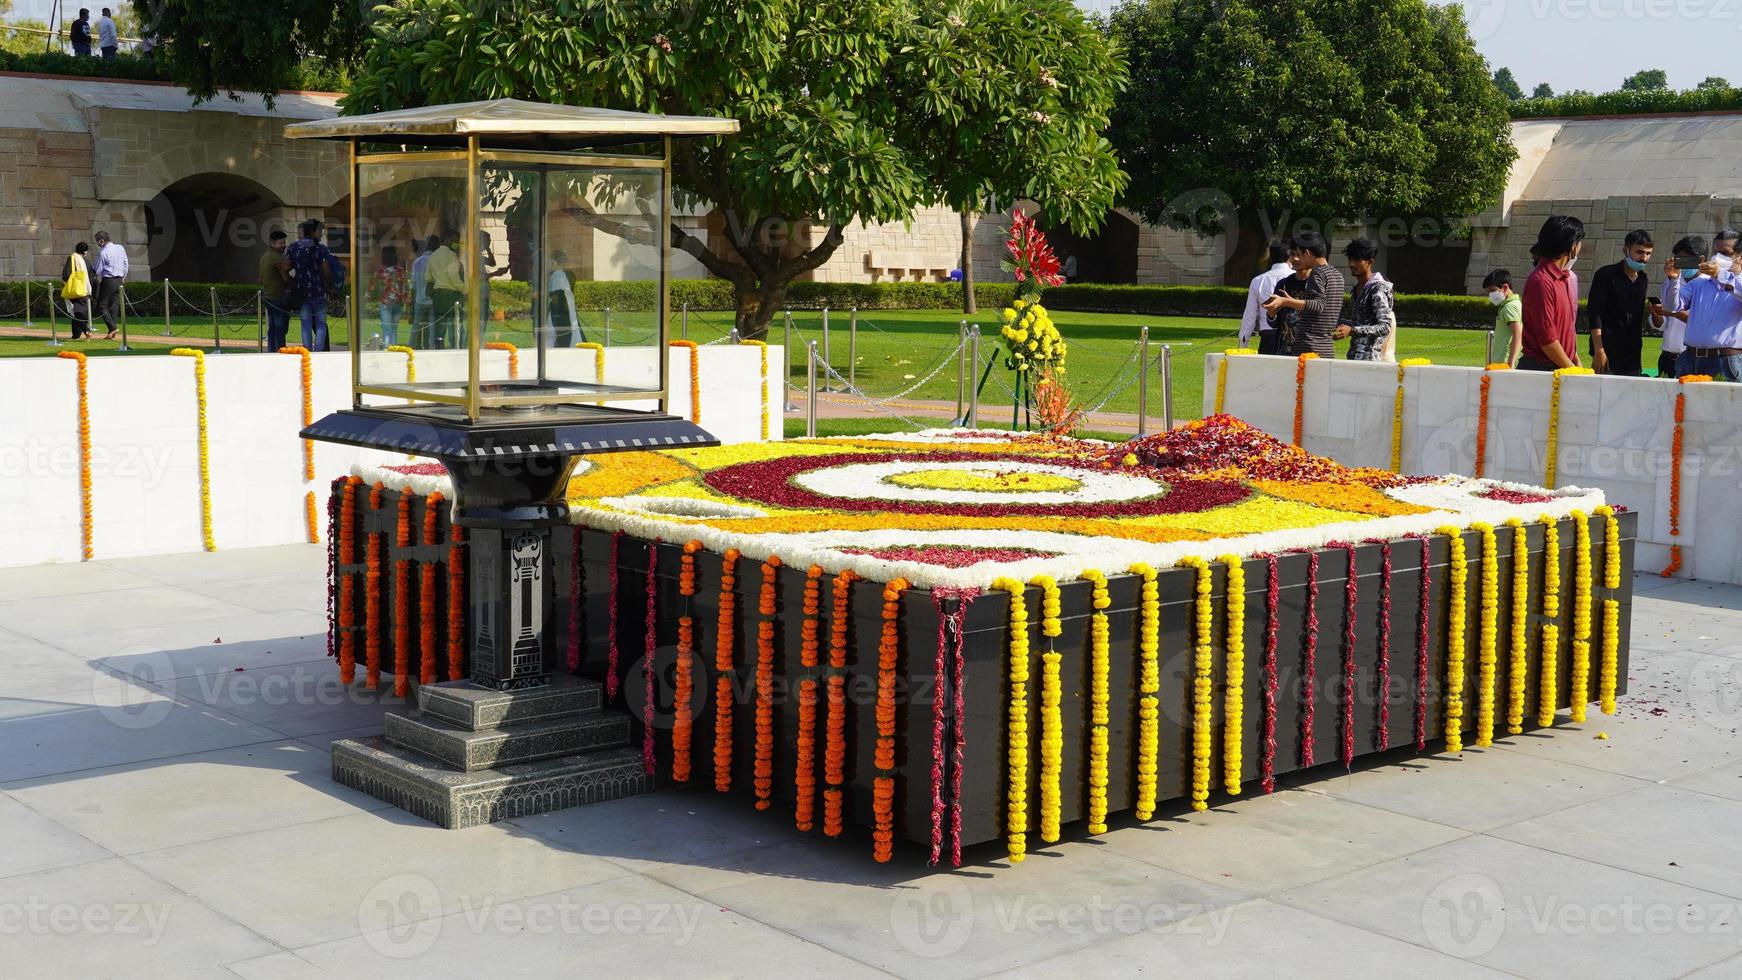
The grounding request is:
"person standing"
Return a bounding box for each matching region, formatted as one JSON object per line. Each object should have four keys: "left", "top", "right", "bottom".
{"left": 1483, "top": 269, "right": 1524, "bottom": 366}
{"left": 96, "top": 8, "right": 117, "bottom": 59}
{"left": 1712, "top": 228, "right": 1738, "bottom": 277}
{"left": 1240, "top": 240, "right": 1293, "bottom": 354}
{"left": 1518, "top": 216, "right": 1585, "bottom": 371}
{"left": 61, "top": 242, "right": 92, "bottom": 340}
{"left": 1658, "top": 236, "right": 1706, "bottom": 379}
{"left": 546, "top": 248, "right": 581, "bottom": 348}
{"left": 69, "top": 9, "right": 93, "bottom": 57}
{"left": 368, "top": 246, "right": 410, "bottom": 347}
{"left": 1673, "top": 257, "right": 1742, "bottom": 382}
{"left": 285, "top": 218, "right": 340, "bottom": 351}
{"left": 1262, "top": 231, "right": 1344, "bottom": 358}
{"left": 1586, "top": 230, "right": 1654, "bottom": 376}
{"left": 1335, "top": 238, "right": 1394, "bottom": 361}
{"left": 257, "top": 229, "right": 292, "bottom": 351}
{"left": 424, "top": 232, "right": 464, "bottom": 348}
{"left": 409, "top": 237, "right": 431, "bottom": 347}
{"left": 91, "top": 230, "right": 127, "bottom": 341}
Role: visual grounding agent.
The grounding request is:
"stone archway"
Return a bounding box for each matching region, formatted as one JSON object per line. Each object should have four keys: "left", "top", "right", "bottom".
{"left": 143, "top": 173, "right": 286, "bottom": 283}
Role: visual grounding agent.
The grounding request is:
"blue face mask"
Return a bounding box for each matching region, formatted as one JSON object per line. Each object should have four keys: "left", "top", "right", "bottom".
{"left": 1624, "top": 257, "right": 1647, "bottom": 272}
{"left": 1682, "top": 267, "right": 1700, "bottom": 281}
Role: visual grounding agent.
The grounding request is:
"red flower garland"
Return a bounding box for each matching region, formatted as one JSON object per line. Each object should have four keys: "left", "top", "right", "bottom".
{"left": 754, "top": 556, "right": 783, "bottom": 810}
{"left": 365, "top": 483, "right": 384, "bottom": 692}
{"left": 337, "top": 477, "right": 359, "bottom": 685}
{"left": 418, "top": 493, "right": 442, "bottom": 686}
{"left": 673, "top": 542, "right": 701, "bottom": 784}
{"left": 1300, "top": 550, "right": 1319, "bottom": 767}
{"left": 714, "top": 549, "right": 741, "bottom": 793}
{"left": 824, "top": 569, "right": 858, "bottom": 837}
{"left": 393, "top": 492, "right": 412, "bottom": 698}
{"left": 607, "top": 531, "right": 624, "bottom": 701}
{"left": 643, "top": 541, "right": 660, "bottom": 776}
{"left": 874, "top": 578, "right": 909, "bottom": 863}
{"left": 567, "top": 527, "right": 583, "bottom": 671}
{"left": 1377, "top": 541, "right": 1393, "bottom": 750}
{"left": 795, "top": 565, "right": 823, "bottom": 830}
{"left": 1415, "top": 535, "right": 1432, "bottom": 752}
{"left": 929, "top": 591, "right": 950, "bottom": 864}
{"left": 1260, "top": 554, "right": 1280, "bottom": 794}
{"left": 325, "top": 478, "right": 341, "bottom": 660}
{"left": 949, "top": 590, "right": 973, "bottom": 868}
{"left": 1339, "top": 543, "right": 1359, "bottom": 769}
{"left": 927, "top": 587, "right": 977, "bottom": 866}
{"left": 446, "top": 523, "right": 465, "bottom": 681}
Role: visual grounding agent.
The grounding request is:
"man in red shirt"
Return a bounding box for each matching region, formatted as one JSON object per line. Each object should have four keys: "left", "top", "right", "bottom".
{"left": 1518, "top": 215, "right": 1585, "bottom": 371}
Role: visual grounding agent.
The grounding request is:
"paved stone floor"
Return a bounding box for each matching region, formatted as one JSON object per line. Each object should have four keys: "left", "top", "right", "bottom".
{"left": 1, "top": 545, "right": 1739, "bottom": 978}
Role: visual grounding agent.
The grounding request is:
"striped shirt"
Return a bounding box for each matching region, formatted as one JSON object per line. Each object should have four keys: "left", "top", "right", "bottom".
{"left": 1288, "top": 264, "right": 1345, "bottom": 358}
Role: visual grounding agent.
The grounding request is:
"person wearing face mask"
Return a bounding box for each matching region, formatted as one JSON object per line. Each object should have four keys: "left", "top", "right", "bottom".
{"left": 1483, "top": 269, "right": 1523, "bottom": 366}
{"left": 1673, "top": 247, "right": 1742, "bottom": 382}
{"left": 1712, "top": 228, "right": 1738, "bottom": 276}
{"left": 1657, "top": 236, "right": 1706, "bottom": 379}
{"left": 1518, "top": 215, "right": 1585, "bottom": 371}
{"left": 1586, "top": 230, "right": 1654, "bottom": 376}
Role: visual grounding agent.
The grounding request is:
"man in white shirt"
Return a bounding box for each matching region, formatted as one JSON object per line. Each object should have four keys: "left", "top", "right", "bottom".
{"left": 1240, "top": 241, "right": 1293, "bottom": 354}
{"left": 91, "top": 229, "right": 128, "bottom": 340}
{"left": 409, "top": 238, "right": 432, "bottom": 346}
{"left": 1658, "top": 236, "right": 1705, "bottom": 378}
{"left": 96, "top": 8, "right": 117, "bottom": 59}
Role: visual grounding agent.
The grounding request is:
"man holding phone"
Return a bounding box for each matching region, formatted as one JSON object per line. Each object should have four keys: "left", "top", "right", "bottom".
{"left": 1586, "top": 230, "right": 1655, "bottom": 376}
{"left": 1262, "top": 231, "right": 1343, "bottom": 358}
{"left": 1673, "top": 251, "right": 1742, "bottom": 382}
{"left": 1658, "top": 236, "right": 1706, "bottom": 379}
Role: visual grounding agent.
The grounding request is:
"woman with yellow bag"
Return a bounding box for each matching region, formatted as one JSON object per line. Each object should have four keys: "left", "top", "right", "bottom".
{"left": 61, "top": 241, "right": 92, "bottom": 340}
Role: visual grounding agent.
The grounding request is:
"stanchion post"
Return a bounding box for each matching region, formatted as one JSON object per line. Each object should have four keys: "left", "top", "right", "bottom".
{"left": 805, "top": 340, "right": 818, "bottom": 438}
{"left": 210, "top": 286, "right": 222, "bottom": 353}
{"left": 256, "top": 289, "right": 264, "bottom": 351}
{"left": 23, "top": 278, "right": 32, "bottom": 328}
{"left": 117, "top": 282, "right": 130, "bottom": 351}
{"left": 820, "top": 306, "right": 831, "bottom": 390}
{"left": 848, "top": 305, "right": 857, "bottom": 391}
{"left": 1161, "top": 342, "right": 1175, "bottom": 432}
{"left": 162, "top": 279, "right": 171, "bottom": 336}
{"left": 46, "top": 281, "right": 60, "bottom": 347}
{"left": 681, "top": 301, "right": 689, "bottom": 341}
{"left": 782, "top": 309, "right": 798, "bottom": 412}
{"left": 1136, "top": 326, "right": 1150, "bottom": 438}
{"left": 967, "top": 325, "right": 981, "bottom": 429}
{"left": 955, "top": 320, "right": 967, "bottom": 421}
{"left": 1486, "top": 328, "right": 1495, "bottom": 366}
{"left": 603, "top": 306, "right": 611, "bottom": 348}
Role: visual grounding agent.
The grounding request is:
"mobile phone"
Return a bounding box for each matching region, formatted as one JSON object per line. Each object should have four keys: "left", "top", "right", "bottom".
{"left": 1648, "top": 296, "right": 1663, "bottom": 307}
{"left": 1676, "top": 256, "right": 1704, "bottom": 270}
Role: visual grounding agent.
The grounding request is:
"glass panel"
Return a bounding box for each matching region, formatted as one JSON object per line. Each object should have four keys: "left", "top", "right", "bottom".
{"left": 477, "top": 161, "right": 667, "bottom": 406}
{"left": 354, "top": 157, "right": 472, "bottom": 405}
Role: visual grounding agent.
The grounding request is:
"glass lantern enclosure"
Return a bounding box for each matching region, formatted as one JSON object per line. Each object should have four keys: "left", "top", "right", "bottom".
{"left": 285, "top": 101, "right": 738, "bottom": 421}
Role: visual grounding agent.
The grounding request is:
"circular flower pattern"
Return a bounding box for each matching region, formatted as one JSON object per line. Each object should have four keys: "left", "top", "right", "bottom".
{"left": 885, "top": 469, "right": 1081, "bottom": 494}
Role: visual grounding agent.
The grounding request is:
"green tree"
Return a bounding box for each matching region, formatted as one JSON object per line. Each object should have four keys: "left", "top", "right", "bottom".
{"left": 345, "top": 0, "right": 1126, "bottom": 337}
{"left": 1621, "top": 69, "right": 1669, "bottom": 92}
{"left": 1106, "top": 0, "right": 1516, "bottom": 283}
{"left": 148, "top": 0, "right": 364, "bottom": 104}
{"left": 1531, "top": 82, "right": 1555, "bottom": 99}
{"left": 0, "top": 17, "right": 50, "bottom": 56}
{"left": 1493, "top": 67, "right": 1524, "bottom": 101}
{"left": 1698, "top": 76, "right": 1732, "bottom": 91}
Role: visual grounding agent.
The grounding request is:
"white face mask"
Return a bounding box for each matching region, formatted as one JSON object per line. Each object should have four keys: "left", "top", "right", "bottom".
{"left": 1488, "top": 290, "right": 1506, "bottom": 306}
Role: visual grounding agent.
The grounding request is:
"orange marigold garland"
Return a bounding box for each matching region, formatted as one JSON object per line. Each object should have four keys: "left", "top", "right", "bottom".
{"left": 714, "top": 548, "right": 741, "bottom": 793}
{"left": 1292, "top": 352, "right": 1319, "bottom": 447}
{"left": 484, "top": 340, "right": 519, "bottom": 379}
{"left": 338, "top": 477, "right": 360, "bottom": 685}
{"left": 1474, "top": 363, "right": 1509, "bottom": 479}
{"left": 392, "top": 491, "right": 413, "bottom": 697}
{"left": 418, "top": 492, "right": 442, "bottom": 686}
{"left": 873, "top": 577, "right": 909, "bottom": 862}
{"left": 446, "top": 522, "right": 465, "bottom": 681}
{"left": 754, "top": 556, "right": 783, "bottom": 810}
{"left": 57, "top": 350, "right": 93, "bottom": 560}
{"left": 670, "top": 340, "right": 702, "bottom": 423}
{"left": 364, "top": 483, "right": 385, "bottom": 691}
{"left": 794, "top": 564, "right": 823, "bottom": 829}
{"left": 824, "top": 569, "right": 858, "bottom": 837}
{"left": 1663, "top": 375, "right": 1712, "bottom": 576}
{"left": 673, "top": 541, "right": 702, "bottom": 784}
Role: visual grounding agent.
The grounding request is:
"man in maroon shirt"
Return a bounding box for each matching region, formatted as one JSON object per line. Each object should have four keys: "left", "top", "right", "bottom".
{"left": 1518, "top": 215, "right": 1586, "bottom": 371}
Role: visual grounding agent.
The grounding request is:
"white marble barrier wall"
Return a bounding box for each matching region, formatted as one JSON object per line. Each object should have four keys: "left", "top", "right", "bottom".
{"left": 0, "top": 345, "right": 783, "bottom": 568}
{"left": 1207, "top": 353, "right": 1731, "bottom": 583}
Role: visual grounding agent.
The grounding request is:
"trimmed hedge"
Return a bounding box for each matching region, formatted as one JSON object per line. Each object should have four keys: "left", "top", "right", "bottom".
{"left": 1512, "top": 88, "right": 1742, "bottom": 120}
{"left": 0, "top": 51, "right": 345, "bottom": 93}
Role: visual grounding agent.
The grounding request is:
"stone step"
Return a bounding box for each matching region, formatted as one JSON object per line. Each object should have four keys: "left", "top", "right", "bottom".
{"left": 415, "top": 673, "right": 603, "bottom": 732}
{"left": 383, "top": 708, "right": 632, "bottom": 772}
{"left": 331, "top": 737, "right": 652, "bottom": 829}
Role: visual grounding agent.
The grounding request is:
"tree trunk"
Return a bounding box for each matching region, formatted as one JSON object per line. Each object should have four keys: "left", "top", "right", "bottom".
{"left": 1223, "top": 204, "right": 1272, "bottom": 286}
{"left": 960, "top": 208, "right": 977, "bottom": 315}
{"left": 732, "top": 285, "right": 782, "bottom": 342}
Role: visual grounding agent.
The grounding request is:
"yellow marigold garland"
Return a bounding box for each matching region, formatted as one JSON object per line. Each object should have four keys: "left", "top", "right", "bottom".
{"left": 1597, "top": 506, "right": 1621, "bottom": 715}
{"left": 1080, "top": 569, "right": 1111, "bottom": 834}
{"left": 1129, "top": 562, "right": 1161, "bottom": 820}
{"left": 1437, "top": 526, "right": 1468, "bottom": 752}
{"left": 1505, "top": 518, "right": 1531, "bottom": 736}
{"left": 1032, "top": 574, "right": 1064, "bottom": 844}
{"left": 1473, "top": 523, "right": 1499, "bottom": 747}
{"left": 577, "top": 341, "right": 606, "bottom": 384}
{"left": 1214, "top": 348, "right": 1255, "bottom": 415}
{"left": 1219, "top": 555, "right": 1246, "bottom": 795}
{"left": 1180, "top": 555, "right": 1214, "bottom": 811}
{"left": 1568, "top": 510, "right": 1593, "bottom": 723}
{"left": 1544, "top": 367, "right": 1593, "bottom": 487}
{"left": 279, "top": 346, "right": 318, "bottom": 542}
{"left": 994, "top": 576, "right": 1030, "bottom": 863}
{"left": 387, "top": 344, "right": 416, "bottom": 382}
{"left": 169, "top": 348, "right": 215, "bottom": 552}
{"left": 1390, "top": 358, "right": 1432, "bottom": 473}
{"left": 1538, "top": 515, "right": 1562, "bottom": 727}
{"left": 57, "top": 350, "right": 93, "bottom": 560}
{"left": 740, "top": 338, "right": 770, "bottom": 440}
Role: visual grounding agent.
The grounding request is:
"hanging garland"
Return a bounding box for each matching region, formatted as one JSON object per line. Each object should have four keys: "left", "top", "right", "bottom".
{"left": 1292, "top": 352, "right": 1319, "bottom": 447}
{"left": 446, "top": 522, "right": 465, "bottom": 681}
{"left": 1663, "top": 375, "right": 1711, "bottom": 576}
{"left": 567, "top": 528, "right": 583, "bottom": 672}
{"left": 673, "top": 541, "right": 702, "bottom": 785}
{"left": 338, "top": 477, "right": 359, "bottom": 685}
{"left": 1475, "top": 363, "right": 1510, "bottom": 479}
{"left": 1214, "top": 348, "right": 1255, "bottom": 415}
{"left": 873, "top": 576, "right": 909, "bottom": 863}
{"left": 1129, "top": 562, "right": 1162, "bottom": 819}
{"left": 714, "top": 548, "right": 741, "bottom": 793}
{"left": 57, "top": 350, "right": 93, "bottom": 560}
{"left": 740, "top": 338, "right": 770, "bottom": 440}
{"left": 483, "top": 340, "right": 519, "bottom": 379}
{"left": 1543, "top": 367, "right": 1593, "bottom": 487}
{"left": 419, "top": 493, "right": 442, "bottom": 686}
{"left": 1181, "top": 556, "right": 1214, "bottom": 811}
{"left": 1439, "top": 526, "right": 1468, "bottom": 753}
{"left": 1376, "top": 542, "right": 1392, "bottom": 750}
{"left": 644, "top": 541, "right": 662, "bottom": 776}
{"left": 326, "top": 478, "right": 340, "bottom": 660}
{"left": 279, "top": 345, "right": 317, "bottom": 544}
{"left": 994, "top": 576, "right": 1030, "bottom": 863}
{"left": 1081, "top": 569, "right": 1112, "bottom": 832}
{"left": 948, "top": 589, "right": 972, "bottom": 867}
{"left": 755, "top": 556, "right": 783, "bottom": 810}
{"left": 825, "top": 568, "right": 859, "bottom": 837}
{"left": 1338, "top": 543, "right": 1359, "bottom": 768}
{"left": 607, "top": 531, "right": 624, "bottom": 701}
{"left": 1389, "top": 358, "right": 1432, "bottom": 473}
{"left": 1473, "top": 523, "right": 1499, "bottom": 748}
{"left": 387, "top": 344, "right": 416, "bottom": 382}
{"left": 1260, "top": 555, "right": 1281, "bottom": 792}
{"left": 1537, "top": 515, "right": 1562, "bottom": 728}
{"left": 1414, "top": 535, "right": 1432, "bottom": 752}
{"left": 1505, "top": 518, "right": 1530, "bottom": 736}
{"left": 1221, "top": 555, "right": 1246, "bottom": 793}
{"left": 1597, "top": 506, "right": 1621, "bottom": 715}
{"left": 926, "top": 586, "right": 975, "bottom": 864}
{"left": 1569, "top": 511, "right": 1593, "bottom": 723}
{"left": 169, "top": 348, "right": 215, "bottom": 551}
{"left": 391, "top": 492, "right": 412, "bottom": 698}
{"left": 794, "top": 565, "right": 822, "bottom": 825}
{"left": 670, "top": 340, "right": 703, "bottom": 423}
{"left": 364, "top": 482, "right": 384, "bottom": 691}
{"left": 1032, "top": 574, "right": 1064, "bottom": 843}
{"left": 576, "top": 341, "right": 606, "bottom": 383}
{"left": 1300, "top": 551, "right": 1320, "bottom": 766}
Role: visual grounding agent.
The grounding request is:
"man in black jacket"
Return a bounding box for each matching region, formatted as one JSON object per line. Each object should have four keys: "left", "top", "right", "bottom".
{"left": 1587, "top": 229, "right": 1654, "bottom": 376}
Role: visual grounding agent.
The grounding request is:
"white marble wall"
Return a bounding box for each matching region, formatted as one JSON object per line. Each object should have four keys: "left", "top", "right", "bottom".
{"left": 2, "top": 346, "right": 782, "bottom": 568}
{"left": 1207, "top": 354, "right": 1729, "bottom": 583}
